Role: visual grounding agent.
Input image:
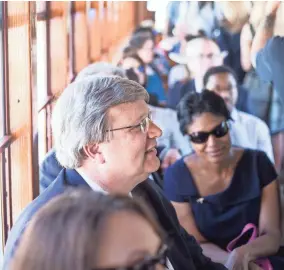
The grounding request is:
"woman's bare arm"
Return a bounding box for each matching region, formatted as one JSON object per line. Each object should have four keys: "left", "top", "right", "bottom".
{"left": 236, "top": 180, "right": 281, "bottom": 261}
{"left": 251, "top": 1, "right": 280, "bottom": 67}
{"left": 171, "top": 201, "right": 229, "bottom": 264}
{"left": 240, "top": 23, "right": 253, "bottom": 72}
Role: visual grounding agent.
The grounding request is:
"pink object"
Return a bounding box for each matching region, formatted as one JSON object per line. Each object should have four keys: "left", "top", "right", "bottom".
{"left": 227, "top": 223, "right": 273, "bottom": 270}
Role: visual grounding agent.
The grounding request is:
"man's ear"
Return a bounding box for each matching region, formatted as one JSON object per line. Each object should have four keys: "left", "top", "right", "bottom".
{"left": 83, "top": 144, "right": 105, "bottom": 164}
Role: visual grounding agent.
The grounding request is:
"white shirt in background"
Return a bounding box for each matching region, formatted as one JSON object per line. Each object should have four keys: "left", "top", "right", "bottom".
{"left": 229, "top": 108, "right": 274, "bottom": 162}
{"left": 149, "top": 105, "right": 189, "bottom": 152}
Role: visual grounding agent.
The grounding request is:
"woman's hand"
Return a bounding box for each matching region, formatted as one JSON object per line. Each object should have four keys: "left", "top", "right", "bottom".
{"left": 225, "top": 248, "right": 250, "bottom": 270}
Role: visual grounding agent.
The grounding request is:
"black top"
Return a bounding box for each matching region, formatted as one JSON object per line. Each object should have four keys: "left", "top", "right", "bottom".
{"left": 164, "top": 149, "right": 277, "bottom": 249}
{"left": 164, "top": 149, "right": 284, "bottom": 269}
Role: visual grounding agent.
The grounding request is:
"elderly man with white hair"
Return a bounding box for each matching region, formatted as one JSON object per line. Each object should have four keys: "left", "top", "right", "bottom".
{"left": 39, "top": 62, "right": 182, "bottom": 191}
{"left": 4, "top": 76, "right": 226, "bottom": 270}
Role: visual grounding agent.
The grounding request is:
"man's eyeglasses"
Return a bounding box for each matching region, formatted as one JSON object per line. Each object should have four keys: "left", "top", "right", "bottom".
{"left": 93, "top": 244, "right": 168, "bottom": 270}
{"left": 189, "top": 121, "right": 229, "bottom": 144}
{"left": 109, "top": 114, "right": 151, "bottom": 134}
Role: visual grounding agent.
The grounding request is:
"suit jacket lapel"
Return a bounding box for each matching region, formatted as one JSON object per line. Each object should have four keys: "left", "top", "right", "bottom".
{"left": 133, "top": 180, "right": 196, "bottom": 270}
{"left": 133, "top": 180, "right": 179, "bottom": 233}
{"left": 64, "top": 169, "right": 90, "bottom": 188}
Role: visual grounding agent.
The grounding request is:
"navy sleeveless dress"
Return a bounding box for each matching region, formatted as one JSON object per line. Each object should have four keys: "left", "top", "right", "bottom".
{"left": 163, "top": 149, "right": 284, "bottom": 268}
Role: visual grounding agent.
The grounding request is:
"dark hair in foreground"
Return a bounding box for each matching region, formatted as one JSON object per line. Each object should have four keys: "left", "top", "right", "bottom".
{"left": 203, "top": 65, "right": 238, "bottom": 87}
{"left": 11, "top": 189, "right": 165, "bottom": 270}
{"left": 177, "top": 90, "right": 231, "bottom": 135}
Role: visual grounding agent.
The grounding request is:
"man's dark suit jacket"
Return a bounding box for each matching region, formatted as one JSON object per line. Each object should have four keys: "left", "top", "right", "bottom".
{"left": 4, "top": 152, "right": 226, "bottom": 270}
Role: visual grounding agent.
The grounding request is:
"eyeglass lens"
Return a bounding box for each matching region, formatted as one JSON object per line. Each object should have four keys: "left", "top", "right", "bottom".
{"left": 141, "top": 117, "right": 150, "bottom": 133}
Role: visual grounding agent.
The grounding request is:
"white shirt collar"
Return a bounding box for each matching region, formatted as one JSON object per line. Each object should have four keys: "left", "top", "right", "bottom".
{"left": 76, "top": 169, "right": 107, "bottom": 194}
{"left": 230, "top": 107, "right": 239, "bottom": 121}
{"left": 76, "top": 169, "right": 132, "bottom": 197}
{"left": 194, "top": 78, "right": 203, "bottom": 93}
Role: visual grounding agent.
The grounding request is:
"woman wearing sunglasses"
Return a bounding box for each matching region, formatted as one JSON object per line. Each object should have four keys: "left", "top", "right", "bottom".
{"left": 163, "top": 90, "right": 284, "bottom": 269}
{"left": 10, "top": 189, "right": 168, "bottom": 270}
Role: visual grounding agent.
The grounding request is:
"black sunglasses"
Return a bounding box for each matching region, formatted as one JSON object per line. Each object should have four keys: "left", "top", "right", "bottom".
{"left": 189, "top": 121, "right": 229, "bottom": 144}
{"left": 93, "top": 244, "right": 168, "bottom": 270}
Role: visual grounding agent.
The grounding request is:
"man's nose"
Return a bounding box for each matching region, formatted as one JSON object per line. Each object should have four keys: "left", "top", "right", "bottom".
{"left": 148, "top": 120, "right": 162, "bottom": 139}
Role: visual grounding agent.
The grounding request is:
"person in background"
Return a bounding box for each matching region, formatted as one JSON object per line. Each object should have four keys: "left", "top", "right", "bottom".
{"left": 204, "top": 65, "right": 274, "bottom": 163}
{"left": 119, "top": 49, "right": 147, "bottom": 87}
{"left": 133, "top": 26, "right": 157, "bottom": 41}
{"left": 241, "top": 2, "right": 265, "bottom": 73}
{"left": 164, "top": 90, "right": 283, "bottom": 269}
{"left": 168, "top": 65, "right": 274, "bottom": 159}
{"left": 167, "top": 36, "right": 248, "bottom": 112}
{"left": 240, "top": 1, "right": 273, "bottom": 127}
{"left": 164, "top": 1, "right": 181, "bottom": 37}
{"left": 5, "top": 76, "right": 226, "bottom": 270}
{"left": 175, "top": 2, "right": 223, "bottom": 39}
{"left": 250, "top": 1, "right": 284, "bottom": 245}
{"left": 213, "top": 1, "right": 251, "bottom": 83}
{"left": 167, "top": 36, "right": 225, "bottom": 109}
{"left": 11, "top": 189, "right": 168, "bottom": 270}
{"left": 167, "top": 34, "right": 202, "bottom": 89}
{"left": 132, "top": 26, "right": 171, "bottom": 79}
{"left": 251, "top": 0, "right": 283, "bottom": 100}
{"left": 119, "top": 48, "right": 147, "bottom": 87}
{"left": 129, "top": 33, "right": 167, "bottom": 105}
{"left": 251, "top": 1, "right": 284, "bottom": 174}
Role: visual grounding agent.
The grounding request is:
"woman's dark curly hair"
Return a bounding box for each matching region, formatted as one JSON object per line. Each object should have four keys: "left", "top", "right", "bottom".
{"left": 177, "top": 90, "right": 231, "bottom": 135}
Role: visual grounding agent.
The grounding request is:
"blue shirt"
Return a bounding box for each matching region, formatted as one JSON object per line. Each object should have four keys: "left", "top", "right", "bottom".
{"left": 256, "top": 36, "right": 284, "bottom": 104}
{"left": 146, "top": 66, "right": 167, "bottom": 103}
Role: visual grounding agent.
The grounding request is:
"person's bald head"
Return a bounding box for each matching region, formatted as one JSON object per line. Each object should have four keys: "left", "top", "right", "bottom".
{"left": 185, "top": 37, "right": 224, "bottom": 79}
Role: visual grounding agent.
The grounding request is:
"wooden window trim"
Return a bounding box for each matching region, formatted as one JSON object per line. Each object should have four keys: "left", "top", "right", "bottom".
{"left": 0, "top": 136, "right": 13, "bottom": 154}
{"left": 38, "top": 95, "right": 54, "bottom": 113}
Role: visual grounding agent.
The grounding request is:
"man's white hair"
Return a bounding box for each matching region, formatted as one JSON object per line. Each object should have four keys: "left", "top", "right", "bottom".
{"left": 75, "top": 62, "right": 127, "bottom": 81}
{"left": 52, "top": 76, "right": 149, "bottom": 169}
